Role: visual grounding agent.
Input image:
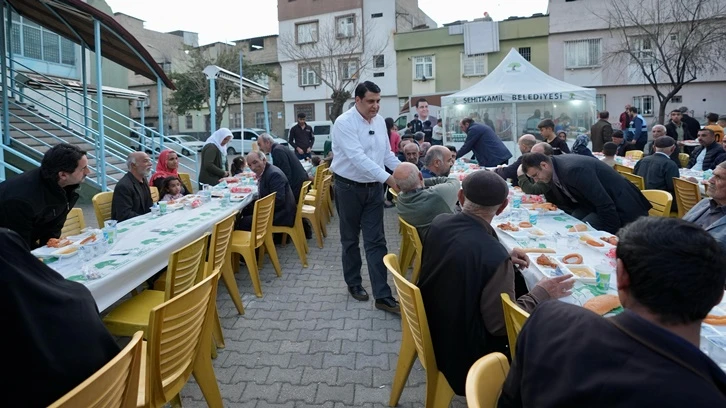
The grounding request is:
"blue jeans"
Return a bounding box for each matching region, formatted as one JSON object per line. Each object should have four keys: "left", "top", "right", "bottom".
{"left": 334, "top": 179, "right": 393, "bottom": 299}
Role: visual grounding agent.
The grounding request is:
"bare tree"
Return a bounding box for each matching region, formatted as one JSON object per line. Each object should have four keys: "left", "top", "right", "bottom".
{"left": 602, "top": 0, "right": 726, "bottom": 123}
{"left": 278, "top": 16, "right": 388, "bottom": 122}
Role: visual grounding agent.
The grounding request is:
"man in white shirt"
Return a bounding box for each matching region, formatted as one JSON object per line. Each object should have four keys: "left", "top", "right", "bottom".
{"left": 432, "top": 118, "right": 444, "bottom": 145}
{"left": 331, "top": 81, "right": 402, "bottom": 314}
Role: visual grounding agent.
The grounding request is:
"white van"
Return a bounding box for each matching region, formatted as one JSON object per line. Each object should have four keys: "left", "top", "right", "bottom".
{"left": 285, "top": 120, "right": 333, "bottom": 153}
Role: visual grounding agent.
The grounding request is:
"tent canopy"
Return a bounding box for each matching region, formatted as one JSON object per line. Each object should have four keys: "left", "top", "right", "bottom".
{"left": 442, "top": 48, "right": 595, "bottom": 106}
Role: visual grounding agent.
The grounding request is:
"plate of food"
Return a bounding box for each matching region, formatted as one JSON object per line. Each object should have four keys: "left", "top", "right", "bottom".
{"left": 230, "top": 194, "right": 248, "bottom": 202}
{"left": 521, "top": 194, "right": 545, "bottom": 204}
{"left": 534, "top": 254, "right": 568, "bottom": 278}
{"left": 566, "top": 223, "right": 592, "bottom": 233}
{"left": 682, "top": 140, "right": 700, "bottom": 147}
{"left": 576, "top": 233, "right": 616, "bottom": 252}
{"left": 556, "top": 253, "right": 585, "bottom": 265}
{"left": 495, "top": 221, "right": 525, "bottom": 236}
{"left": 231, "top": 186, "right": 253, "bottom": 194}
{"left": 523, "top": 202, "right": 565, "bottom": 215}
{"left": 563, "top": 264, "right": 597, "bottom": 284}
{"left": 51, "top": 245, "right": 80, "bottom": 258}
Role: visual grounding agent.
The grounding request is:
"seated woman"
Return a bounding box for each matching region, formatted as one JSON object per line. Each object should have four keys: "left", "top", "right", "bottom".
{"left": 572, "top": 134, "right": 596, "bottom": 158}
{"left": 150, "top": 149, "right": 190, "bottom": 195}
{"left": 0, "top": 228, "right": 120, "bottom": 407}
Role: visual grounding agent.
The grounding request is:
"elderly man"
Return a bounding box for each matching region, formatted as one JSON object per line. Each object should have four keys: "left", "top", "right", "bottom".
{"left": 683, "top": 161, "right": 726, "bottom": 249}
{"left": 402, "top": 142, "right": 423, "bottom": 169}
{"left": 257, "top": 133, "right": 308, "bottom": 202}
{"left": 494, "top": 134, "right": 536, "bottom": 186}
{"left": 456, "top": 118, "right": 512, "bottom": 166}
{"left": 393, "top": 162, "right": 460, "bottom": 240}
{"left": 645, "top": 124, "right": 681, "bottom": 168}
{"left": 421, "top": 145, "right": 454, "bottom": 178}
{"left": 516, "top": 142, "right": 552, "bottom": 195}
{"left": 0, "top": 143, "right": 89, "bottom": 248}
{"left": 499, "top": 217, "right": 726, "bottom": 407}
{"left": 418, "top": 170, "right": 574, "bottom": 395}
{"left": 522, "top": 153, "right": 651, "bottom": 233}
{"left": 590, "top": 111, "right": 613, "bottom": 152}
{"left": 611, "top": 130, "right": 629, "bottom": 156}
{"left": 111, "top": 151, "right": 153, "bottom": 222}
{"left": 687, "top": 128, "right": 726, "bottom": 171}
{"left": 634, "top": 136, "right": 680, "bottom": 206}
{"left": 236, "top": 151, "right": 297, "bottom": 231}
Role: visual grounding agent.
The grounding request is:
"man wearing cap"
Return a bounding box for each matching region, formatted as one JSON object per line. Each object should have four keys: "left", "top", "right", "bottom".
{"left": 634, "top": 136, "right": 681, "bottom": 210}
{"left": 645, "top": 124, "right": 681, "bottom": 168}
{"left": 409, "top": 113, "right": 423, "bottom": 133}
{"left": 417, "top": 170, "right": 574, "bottom": 395}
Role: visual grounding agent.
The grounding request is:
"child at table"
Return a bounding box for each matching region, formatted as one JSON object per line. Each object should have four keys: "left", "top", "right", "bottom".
{"left": 160, "top": 176, "right": 184, "bottom": 202}
{"left": 231, "top": 156, "right": 246, "bottom": 176}
{"left": 307, "top": 156, "right": 321, "bottom": 180}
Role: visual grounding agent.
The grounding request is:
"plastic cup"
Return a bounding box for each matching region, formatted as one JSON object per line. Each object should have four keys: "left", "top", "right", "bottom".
{"left": 596, "top": 265, "right": 612, "bottom": 292}
{"left": 150, "top": 206, "right": 160, "bottom": 217}
{"left": 158, "top": 201, "right": 168, "bottom": 215}
{"left": 103, "top": 220, "right": 117, "bottom": 244}
{"left": 512, "top": 194, "right": 523, "bottom": 209}
{"left": 528, "top": 210, "right": 538, "bottom": 225}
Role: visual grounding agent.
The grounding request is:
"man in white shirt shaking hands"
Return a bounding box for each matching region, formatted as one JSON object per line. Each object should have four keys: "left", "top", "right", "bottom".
{"left": 331, "top": 81, "right": 402, "bottom": 314}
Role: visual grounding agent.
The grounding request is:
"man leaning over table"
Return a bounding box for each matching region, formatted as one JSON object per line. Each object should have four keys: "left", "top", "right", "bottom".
{"left": 494, "top": 134, "right": 536, "bottom": 187}
{"left": 111, "top": 151, "right": 153, "bottom": 223}
{"left": 0, "top": 143, "right": 89, "bottom": 248}
{"left": 499, "top": 217, "right": 726, "bottom": 407}
{"left": 418, "top": 170, "right": 574, "bottom": 396}
{"left": 683, "top": 161, "right": 726, "bottom": 250}
{"left": 522, "top": 152, "right": 652, "bottom": 234}
{"left": 516, "top": 142, "right": 551, "bottom": 195}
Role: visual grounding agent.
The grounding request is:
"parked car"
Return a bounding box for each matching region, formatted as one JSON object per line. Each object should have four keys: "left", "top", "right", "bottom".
{"left": 164, "top": 135, "right": 205, "bottom": 156}
{"left": 284, "top": 120, "right": 333, "bottom": 153}
{"left": 227, "top": 128, "right": 289, "bottom": 155}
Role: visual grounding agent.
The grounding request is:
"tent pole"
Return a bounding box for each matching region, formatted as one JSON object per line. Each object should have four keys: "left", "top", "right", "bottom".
{"left": 511, "top": 102, "right": 517, "bottom": 161}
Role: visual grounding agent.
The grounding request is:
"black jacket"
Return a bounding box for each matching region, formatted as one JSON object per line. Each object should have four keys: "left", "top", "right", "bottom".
{"left": 258, "top": 163, "right": 296, "bottom": 227}
{"left": 111, "top": 172, "right": 153, "bottom": 222}
{"left": 493, "top": 156, "right": 523, "bottom": 186}
{"left": 687, "top": 142, "right": 726, "bottom": 171}
{"left": 456, "top": 122, "right": 512, "bottom": 166}
{"left": 646, "top": 141, "right": 682, "bottom": 168}
{"left": 288, "top": 124, "right": 315, "bottom": 151}
{"left": 665, "top": 121, "right": 692, "bottom": 142}
{"left": 545, "top": 155, "right": 651, "bottom": 233}
{"left": 270, "top": 143, "right": 308, "bottom": 202}
{"left": 634, "top": 152, "right": 680, "bottom": 193}
{"left": 682, "top": 114, "right": 702, "bottom": 140}
{"left": 0, "top": 168, "right": 80, "bottom": 248}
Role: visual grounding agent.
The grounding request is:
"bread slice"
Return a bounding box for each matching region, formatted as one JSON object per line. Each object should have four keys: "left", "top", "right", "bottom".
{"left": 583, "top": 294, "right": 621, "bottom": 315}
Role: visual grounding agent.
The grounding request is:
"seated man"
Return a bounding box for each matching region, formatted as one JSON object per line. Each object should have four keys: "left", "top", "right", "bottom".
{"left": 683, "top": 161, "right": 726, "bottom": 249}
{"left": 687, "top": 128, "right": 726, "bottom": 171}
{"left": 516, "top": 142, "right": 552, "bottom": 195}
{"left": 0, "top": 143, "right": 89, "bottom": 248}
{"left": 421, "top": 145, "right": 454, "bottom": 179}
{"left": 402, "top": 142, "right": 423, "bottom": 169}
{"left": 494, "top": 134, "right": 536, "bottom": 186}
{"left": 111, "top": 152, "right": 153, "bottom": 222}
{"left": 418, "top": 170, "right": 574, "bottom": 395}
{"left": 634, "top": 136, "right": 680, "bottom": 206}
{"left": 257, "top": 132, "right": 308, "bottom": 202}
{"left": 499, "top": 217, "right": 726, "bottom": 407}
{"left": 646, "top": 124, "right": 681, "bottom": 168}
{"left": 611, "top": 130, "right": 629, "bottom": 156}
{"left": 601, "top": 142, "right": 618, "bottom": 168}
{"left": 522, "top": 152, "right": 652, "bottom": 233}
{"left": 237, "top": 151, "right": 296, "bottom": 231}
{"left": 393, "top": 162, "right": 460, "bottom": 240}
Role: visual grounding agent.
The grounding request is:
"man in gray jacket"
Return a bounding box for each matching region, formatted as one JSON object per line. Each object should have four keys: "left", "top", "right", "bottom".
{"left": 393, "top": 162, "right": 460, "bottom": 240}
{"left": 683, "top": 161, "right": 726, "bottom": 249}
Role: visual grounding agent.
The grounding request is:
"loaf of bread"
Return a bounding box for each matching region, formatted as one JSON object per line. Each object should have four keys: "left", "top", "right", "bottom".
{"left": 583, "top": 294, "right": 621, "bottom": 315}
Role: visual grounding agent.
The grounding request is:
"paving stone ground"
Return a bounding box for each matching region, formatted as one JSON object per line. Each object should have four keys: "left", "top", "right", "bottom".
{"left": 78, "top": 201, "right": 468, "bottom": 407}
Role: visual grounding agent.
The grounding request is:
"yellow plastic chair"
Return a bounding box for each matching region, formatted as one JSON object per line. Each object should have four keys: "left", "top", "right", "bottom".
{"left": 399, "top": 217, "right": 423, "bottom": 284}
{"left": 103, "top": 233, "right": 209, "bottom": 337}
{"left": 178, "top": 172, "right": 193, "bottom": 193}
{"left": 465, "top": 352, "right": 510, "bottom": 408}
{"left": 500, "top": 293, "right": 530, "bottom": 356}
{"left": 140, "top": 268, "right": 223, "bottom": 408}
{"left": 305, "top": 168, "right": 332, "bottom": 224}
{"left": 617, "top": 170, "right": 645, "bottom": 190}
{"left": 48, "top": 331, "right": 144, "bottom": 408}
{"left": 229, "top": 192, "right": 282, "bottom": 298}
{"left": 625, "top": 150, "right": 643, "bottom": 160}
{"left": 61, "top": 208, "right": 86, "bottom": 237}
{"left": 302, "top": 175, "right": 331, "bottom": 249}
{"left": 385, "top": 254, "right": 455, "bottom": 408}
{"left": 641, "top": 190, "right": 673, "bottom": 217}
{"left": 92, "top": 191, "right": 114, "bottom": 228}
{"left": 673, "top": 177, "right": 702, "bottom": 218}
{"left": 273, "top": 181, "right": 312, "bottom": 267}
{"left": 678, "top": 153, "right": 690, "bottom": 168}
{"left": 150, "top": 186, "right": 159, "bottom": 203}
{"left": 613, "top": 163, "right": 632, "bottom": 174}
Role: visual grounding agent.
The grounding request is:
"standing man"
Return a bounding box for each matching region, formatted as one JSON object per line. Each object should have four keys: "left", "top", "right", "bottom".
{"left": 414, "top": 98, "right": 437, "bottom": 143}
{"left": 331, "top": 81, "right": 401, "bottom": 314}
{"left": 0, "top": 143, "right": 89, "bottom": 248}
{"left": 431, "top": 118, "right": 444, "bottom": 145}
{"left": 538, "top": 119, "right": 570, "bottom": 155}
{"left": 112, "top": 152, "right": 153, "bottom": 222}
{"left": 456, "top": 118, "right": 512, "bottom": 166}
{"left": 627, "top": 107, "right": 648, "bottom": 151}
{"left": 665, "top": 108, "right": 690, "bottom": 143}
{"left": 590, "top": 111, "right": 613, "bottom": 152}
{"left": 408, "top": 113, "right": 423, "bottom": 133}
{"left": 619, "top": 103, "right": 631, "bottom": 130}
{"left": 288, "top": 112, "right": 315, "bottom": 160}
{"left": 679, "top": 106, "right": 702, "bottom": 154}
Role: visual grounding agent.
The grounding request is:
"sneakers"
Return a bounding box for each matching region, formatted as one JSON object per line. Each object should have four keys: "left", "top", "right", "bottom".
{"left": 375, "top": 297, "right": 400, "bottom": 314}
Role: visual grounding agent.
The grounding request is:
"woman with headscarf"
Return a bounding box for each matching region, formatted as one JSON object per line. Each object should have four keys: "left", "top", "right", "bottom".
{"left": 0, "top": 228, "right": 120, "bottom": 407}
{"left": 149, "top": 149, "right": 190, "bottom": 195}
{"left": 572, "top": 134, "right": 596, "bottom": 158}
{"left": 199, "top": 128, "right": 232, "bottom": 186}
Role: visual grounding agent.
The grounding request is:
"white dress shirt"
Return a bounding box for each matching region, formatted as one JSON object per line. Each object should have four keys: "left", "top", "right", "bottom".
{"left": 331, "top": 106, "right": 401, "bottom": 183}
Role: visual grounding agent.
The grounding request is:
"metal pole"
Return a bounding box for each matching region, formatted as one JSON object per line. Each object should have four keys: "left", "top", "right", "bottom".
{"left": 93, "top": 19, "right": 107, "bottom": 191}
{"left": 239, "top": 52, "right": 244, "bottom": 155}
{"left": 6, "top": 6, "right": 13, "bottom": 100}
{"left": 209, "top": 77, "right": 216, "bottom": 133}
{"left": 64, "top": 90, "right": 70, "bottom": 127}
{"left": 263, "top": 94, "right": 270, "bottom": 134}
{"left": 1, "top": 3, "right": 10, "bottom": 147}
{"left": 81, "top": 45, "right": 89, "bottom": 139}
{"left": 139, "top": 100, "right": 145, "bottom": 151}
{"left": 157, "top": 80, "right": 164, "bottom": 154}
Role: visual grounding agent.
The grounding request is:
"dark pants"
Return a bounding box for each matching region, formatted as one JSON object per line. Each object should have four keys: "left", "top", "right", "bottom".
{"left": 296, "top": 151, "right": 312, "bottom": 160}
{"left": 335, "top": 178, "right": 393, "bottom": 299}
{"left": 431, "top": 139, "right": 443, "bottom": 146}
{"left": 571, "top": 207, "right": 611, "bottom": 233}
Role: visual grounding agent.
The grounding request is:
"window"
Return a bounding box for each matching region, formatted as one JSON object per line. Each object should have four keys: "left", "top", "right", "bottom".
{"left": 204, "top": 114, "right": 211, "bottom": 132}
{"left": 249, "top": 37, "right": 264, "bottom": 51}
{"left": 564, "top": 39, "right": 601, "bottom": 68}
{"left": 231, "top": 112, "right": 242, "bottom": 128}
{"left": 325, "top": 102, "right": 334, "bottom": 120}
{"left": 10, "top": 16, "right": 76, "bottom": 66}
{"left": 631, "top": 36, "right": 654, "bottom": 63}
{"left": 294, "top": 103, "right": 315, "bottom": 121}
{"left": 185, "top": 114, "right": 193, "bottom": 129}
{"left": 253, "top": 73, "right": 270, "bottom": 88}
{"left": 299, "top": 63, "right": 321, "bottom": 86}
{"left": 296, "top": 21, "right": 318, "bottom": 44}
{"left": 157, "top": 61, "right": 171, "bottom": 73}
{"left": 632, "top": 96, "right": 654, "bottom": 116}
{"left": 671, "top": 95, "right": 682, "bottom": 103}
{"left": 336, "top": 15, "right": 355, "bottom": 38}
{"left": 339, "top": 59, "right": 359, "bottom": 80}
{"left": 371, "top": 12, "right": 383, "bottom": 18}
{"left": 596, "top": 94, "right": 606, "bottom": 112}
{"left": 518, "top": 47, "right": 531, "bottom": 62}
{"left": 462, "top": 53, "right": 486, "bottom": 77}
{"left": 373, "top": 54, "right": 385, "bottom": 69}
{"left": 373, "top": 72, "right": 384, "bottom": 77}
{"left": 413, "top": 56, "right": 434, "bottom": 80}
{"left": 255, "top": 112, "right": 272, "bottom": 129}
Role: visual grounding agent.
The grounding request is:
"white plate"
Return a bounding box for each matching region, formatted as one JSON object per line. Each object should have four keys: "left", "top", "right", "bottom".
{"left": 51, "top": 245, "right": 80, "bottom": 258}
{"left": 576, "top": 232, "right": 616, "bottom": 252}
{"left": 562, "top": 264, "right": 597, "bottom": 284}
{"left": 230, "top": 194, "right": 249, "bottom": 202}
{"left": 682, "top": 140, "right": 700, "bottom": 147}
{"left": 31, "top": 246, "right": 59, "bottom": 258}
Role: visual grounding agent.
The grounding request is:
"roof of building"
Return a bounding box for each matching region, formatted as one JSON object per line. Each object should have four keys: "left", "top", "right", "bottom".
{"left": 10, "top": 0, "right": 175, "bottom": 89}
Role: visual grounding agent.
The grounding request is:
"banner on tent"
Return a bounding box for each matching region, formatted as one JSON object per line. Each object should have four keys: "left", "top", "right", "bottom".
{"left": 457, "top": 92, "right": 586, "bottom": 104}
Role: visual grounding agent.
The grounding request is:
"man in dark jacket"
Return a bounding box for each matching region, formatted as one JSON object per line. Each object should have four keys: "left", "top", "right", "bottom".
{"left": 494, "top": 134, "right": 536, "bottom": 186}
{"left": 112, "top": 152, "right": 154, "bottom": 222}
{"left": 634, "top": 136, "right": 680, "bottom": 201}
{"left": 499, "top": 217, "right": 726, "bottom": 408}
{"left": 687, "top": 128, "right": 726, "bottom": 171}
{"left": 237, "top": 151, "right": 296, "bottom": 230}
{"left": 665, "top": 109, "right": 691, "bottom": 142}
{"left": 257, "top": 133, "right": 308, "bottom": 202}
{"left": 645, "top": 124, "right": 681, "bottom": 168}
{"left": 522, "top": 153, "right": 652, "bottom": 233}
{"left": 456, "top": 118, "right": 512, "bottom": 166}
{"left": 0, "top": 143, "right": 89, "bottom": 248}
{"left": 680, "top": 106, "right": 703, "bottom": 155}
{"left": 590, "top": 111, "right": 613, "bottom": 152}
{"left": 288, "top": 112, "right": 315, "bottom": 159}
